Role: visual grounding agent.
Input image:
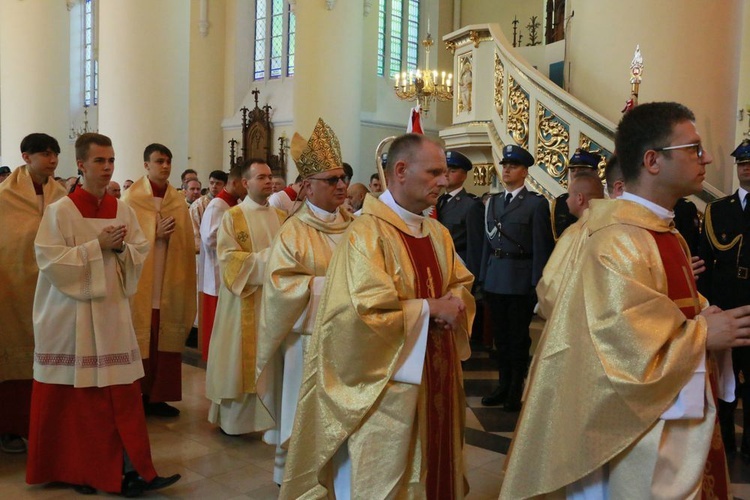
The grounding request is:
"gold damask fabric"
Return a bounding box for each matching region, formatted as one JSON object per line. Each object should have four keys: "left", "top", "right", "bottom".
{"left": 122, "top": 177, "right": 196, "bottom": 355}
{"left": 256, "top": 202, "right": 352, "bottom": 422}
{"left": 0, "top": 166, "right": 66, "bottom": 381}
{"left": 290, "top": 118, "right": 343, "bottom": 179}
{"left": 536, "top": 209, "right": 590, "bottom": 320}
{"left": 279, "top": 195, "right": 475, "bottom": 499}
{"left": 501, "top": 199, "right": 709, "bottom": 499}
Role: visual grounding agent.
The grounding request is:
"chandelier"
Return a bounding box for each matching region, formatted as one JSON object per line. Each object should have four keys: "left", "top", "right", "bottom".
{"left": 393, "top": 33, "right": 453, "bottom": 113}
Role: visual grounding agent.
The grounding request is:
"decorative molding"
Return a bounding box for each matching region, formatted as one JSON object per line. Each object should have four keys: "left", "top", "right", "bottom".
{"left": 494, "top": 53, "right": 504, "bottom": 120}
{"left": 66, "top": 0, "right": 76, "bottom": 12}
{"left": 326, "top": 0, "right": 335, "bottom": 10}
{"left": 457, "top": 54, "right": 473, "bottom": 114}
{"left": 473, "top": 163, "right": 495, "bottom": 186}
{"left": 579, "top": 133, "right": 611, "bottom": 180}
{"left": 288, "top": 0, "right": 296, "bottom": 13}
{"left": 363, "top": 0, "right": 372, "bottom": 16}
{"left": 536, "top": 102, "right": 569, "bottom": 185}
{"left": 507, "top": 76, "right": 529, "bottom": 148}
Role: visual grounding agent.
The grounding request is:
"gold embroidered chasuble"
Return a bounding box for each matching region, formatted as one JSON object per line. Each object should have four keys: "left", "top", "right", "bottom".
{"left": 256, "top": 202, "right": 352, "bottom": 419}
{"left": 0, "top": 166, "right": 66, "bottom": 381}
{"left": 279, "top": 195, "right": 475, "bottom": 499}
{"left": 536, "top": 208, "right": 590, "bottom": 320}
{"left": 501, "top": 199, "right": 714, "bottom": 499}
{"left": 122, "top": 176, "right": 196, "bottom": 355}
{"left": 205, "top": 197, "right": 285, "bottom": 407}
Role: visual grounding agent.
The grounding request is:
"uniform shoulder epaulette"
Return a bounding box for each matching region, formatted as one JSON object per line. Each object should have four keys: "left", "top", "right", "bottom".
{"left": 466, "top": 192, "right": 479, "bottom": 200}
{"left": 708, "top": 194, "right": 734, "bottom": 206}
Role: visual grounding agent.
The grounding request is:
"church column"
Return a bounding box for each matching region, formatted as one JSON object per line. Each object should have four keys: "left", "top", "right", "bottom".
{"left": 0, "top": 0, "right": 71, "bottom": 172}
{"left": 292, "top": 1, "right": 364, "bottom": 167}
{"left": 565, "top": 0, "right": 743, "bottom": 192}
{"left": 97, "top": 0, "right": 190, "bottom": 184}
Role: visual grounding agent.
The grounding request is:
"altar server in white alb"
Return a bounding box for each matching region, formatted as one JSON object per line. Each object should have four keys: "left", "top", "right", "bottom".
{"left": 26, "top": 133, "right": 180, "bottom": 497}
{"left": 205, "top": 159, "right": 285, "bottom": 435}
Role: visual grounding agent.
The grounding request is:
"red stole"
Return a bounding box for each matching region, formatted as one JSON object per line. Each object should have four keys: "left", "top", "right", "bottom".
{"left": 69, "top": 187, "right": 118, "bottom": 219}
{"left": 649, "top": 230, "right": 730, "bottom": 500}
{"left": 283, "top": 185, "right": 297, "bottom": 201}
{"left": 397, "top": 232, "right": 465, "bottom": 498}
{"left": 216, "top": 189, "right": 239, "bottom": 207}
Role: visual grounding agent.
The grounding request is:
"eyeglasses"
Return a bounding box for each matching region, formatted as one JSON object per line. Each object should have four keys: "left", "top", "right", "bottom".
{"left": 653, "top": 142, "right": 704, "bottom": 159}
{"left": 308, "top": 175, "right": 350, "bottom": 186}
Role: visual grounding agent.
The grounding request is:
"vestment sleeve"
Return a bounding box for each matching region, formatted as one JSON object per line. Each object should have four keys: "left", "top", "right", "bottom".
{"left": 115, "top": 204, "right": 151, "bottom": 297}
{"left": 34, "top": 203, "right": 107, "bottom": 301}
{"left": 583, "top": 226, "right": 706, "bottom": 412}
{"left": 200, "top": 202, "right": 223, "bottom": 251}
{"left": 217, "top": 209, "right": 270, "bottom": 298}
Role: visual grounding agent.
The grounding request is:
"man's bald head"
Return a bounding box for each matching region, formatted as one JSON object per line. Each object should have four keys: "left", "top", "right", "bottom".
{"left": 107, "top": 180, "right": 121, "bottom": 199}
{"left": 566, "top": 175, "right": 604, "bottom": 218}
{"left": 347, "top": 183, "right": 369, "bottom": 211}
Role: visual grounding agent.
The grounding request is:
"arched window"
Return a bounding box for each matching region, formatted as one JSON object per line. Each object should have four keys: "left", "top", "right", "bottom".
{"left": 70, "top": 0, "right": 99, "bottom": 108}
{"left": 254, "top": 0, "right": 296, "bottom": 81}
{"left": 377, "top": 0, "right": 420, "bottom": 77}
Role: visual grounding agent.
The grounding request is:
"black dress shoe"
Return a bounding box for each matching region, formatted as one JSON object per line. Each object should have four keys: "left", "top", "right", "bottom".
{"left": 145, "top": 474, "right": 181, "bottom": 491}
{"left": 122, "top": 472, "right": 147, "bottom": 498}
{"left": 72, "top": 484, "right": 96, "bottom": 495}
{"left": 481, "top": 386, "right": 508, "bottom": 406}
{"left": 144, "top": 402, "right": 180, "bottom": 417}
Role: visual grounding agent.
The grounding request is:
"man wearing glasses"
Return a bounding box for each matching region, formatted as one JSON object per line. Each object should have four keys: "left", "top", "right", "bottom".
{"left": 257, "top": 118, "right": 352, "bottom": 485}
{"left": 699, "top": 138, "right": 750, "bottom": 460}
{"left": 502, "top": 102, "right": 750, "bottom": 499}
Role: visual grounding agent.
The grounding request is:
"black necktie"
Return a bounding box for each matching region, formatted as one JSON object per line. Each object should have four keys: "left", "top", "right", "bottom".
{"left": 437, "top": 194, "right": 450, "bottom": 212}
{"left": 504, "top": 193, "right": 512, "bottom": 208}
{"left": 745, "top": 193, "right": 750, "bottom": 218}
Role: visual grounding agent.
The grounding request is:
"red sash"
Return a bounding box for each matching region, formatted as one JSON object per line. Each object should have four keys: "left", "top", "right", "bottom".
{"left": 398, "top": 232, "right": 465, "bottom": 498}
{"left": 649, "top": 230, "right": 730, "bottom": 500}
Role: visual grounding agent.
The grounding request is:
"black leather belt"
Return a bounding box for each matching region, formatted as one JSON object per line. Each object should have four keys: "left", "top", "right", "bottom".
{"left": 493, "top": 249, "right": 532, "bottom": 260}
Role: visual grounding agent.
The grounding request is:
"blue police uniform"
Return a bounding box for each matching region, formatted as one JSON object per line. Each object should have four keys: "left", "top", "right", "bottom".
{"left": 699, "top": 138, "right": 750, "bottom": 456}
{"left": 478, "top": 145, "right": 554, "bottom": 410}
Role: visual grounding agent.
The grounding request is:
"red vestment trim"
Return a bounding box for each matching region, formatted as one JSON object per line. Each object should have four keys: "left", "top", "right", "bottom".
{"left": 26, "top": 380, "right": 157, "bottom": 493}
{"left": 283, "top": 185, "right": 298, "bottom": 201}
{"left": 68, "top": 186, "right": 118, "bottom": 219}
{"left": 397, "top": 231, "right": 465, "bottom": 498}
{"left": 0, "top": 379, "right": 32, "bottom": 436}
{"left": 149, "top": 180, "right": 167, "bottom": 198}
{"left": 140, "top": 309, "right": 182, "bottom": 402}
{"left": 32, "top": 181, "right": 44, "bottom": 195}
{"left": 201, "top": 293, "right": 218, "bottom": 361}
{"left": 648, "top": 230, "right": 730, "bottom": 500}
{"left": 216, "top": 189, "right": 239, "bottom": 207}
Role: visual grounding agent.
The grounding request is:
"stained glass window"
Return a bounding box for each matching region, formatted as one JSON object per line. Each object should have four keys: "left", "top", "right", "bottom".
{"left": 287, "top": 10, "right": 296, "bottom": 77}
{"left": 83, "top": 0, "right": 98, "bottom": 107}
{"left": 379, "top": 0, "right": 419, "bottom": 78}
{"left": 254, "top": 0, "right": 296, "bottom": 80}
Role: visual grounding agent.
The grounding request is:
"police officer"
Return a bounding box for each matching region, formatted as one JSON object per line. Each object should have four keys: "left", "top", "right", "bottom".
{"left": 437, "top": 150, "right": 483, "bottom": 275}
{"left": 551, "top": 148, "right": 601, "bottom": 241}
{"left": 479, "top": 145, "right": 554, "bottom": 411}
{"left": 699, "top": 138, "right": 750, "bottom": 457}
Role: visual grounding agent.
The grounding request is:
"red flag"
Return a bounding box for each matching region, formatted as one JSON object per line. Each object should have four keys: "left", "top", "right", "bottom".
{"left": 407, "top": 105, "right": 424, "bottom": 134}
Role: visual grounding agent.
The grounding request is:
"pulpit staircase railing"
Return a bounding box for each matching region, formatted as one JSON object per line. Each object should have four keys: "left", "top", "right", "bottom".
{"left": 439, "top": 23, "right": 723, "bottom": 209}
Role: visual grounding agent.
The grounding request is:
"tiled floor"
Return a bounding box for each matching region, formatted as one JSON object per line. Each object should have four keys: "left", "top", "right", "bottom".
{"left": 2, "top": 315, "right": 750, "bottom": 498}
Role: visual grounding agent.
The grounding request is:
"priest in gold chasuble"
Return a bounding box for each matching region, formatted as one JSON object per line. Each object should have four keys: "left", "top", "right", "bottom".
{"left": 502, "top": 103, "right": 743, "bottom": 499}
{"left": 280, "top": 134, "right": 475, "bottom": 499}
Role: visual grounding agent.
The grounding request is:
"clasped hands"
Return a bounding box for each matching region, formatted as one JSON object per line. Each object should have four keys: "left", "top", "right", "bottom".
{"left": 98, "top": 225, "right": 127, "bottom": 251}
{"left": 701, "top": 304, "right": 750, "bottom": 350}
{"left": 427, "top": 292, "right": 466, "bottom": 332}
{"left": 156, "top": 215, "right": 176, "bottom": 240}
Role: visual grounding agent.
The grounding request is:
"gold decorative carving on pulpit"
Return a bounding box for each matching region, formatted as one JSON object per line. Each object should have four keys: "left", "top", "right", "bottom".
{"left": 473, "top": 163, "right": 496, "bottom": 186}
{"left": 579, "top": 133, "right": 611, "bottom": 181}
{"left": 507, "top": 76, "right": 529, "bottom": 148}
{"left": 494, "top": 54, "right": 504, "bottom": 119}
{"left": 536, "top": 102, "right": 569, "bottom": 184}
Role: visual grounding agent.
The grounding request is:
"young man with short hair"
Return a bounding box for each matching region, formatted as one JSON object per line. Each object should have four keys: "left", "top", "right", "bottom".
{"left": 122, "top": 144, "right": 196, "bottom": 417}
{"left": 0, "top": 133, "right": 66, "bottom": 454}
{"left": 26, "top": 133, "right": 179, "bottom": 496}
